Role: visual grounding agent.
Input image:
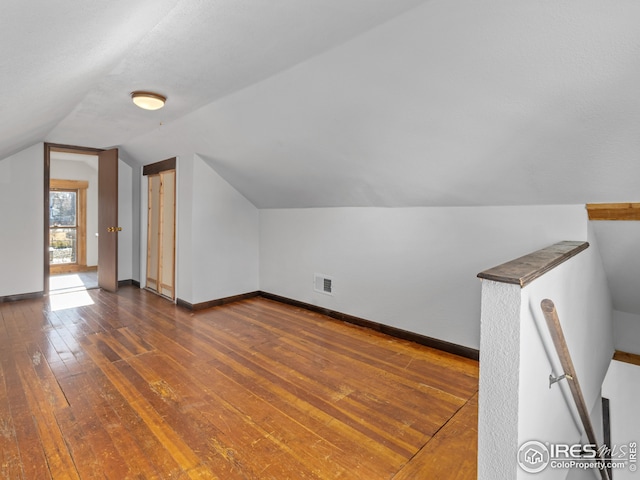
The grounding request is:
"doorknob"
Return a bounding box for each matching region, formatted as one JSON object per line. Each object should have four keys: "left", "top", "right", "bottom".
{"left": 107, "top": 227, "right": 123, "bottom": 232}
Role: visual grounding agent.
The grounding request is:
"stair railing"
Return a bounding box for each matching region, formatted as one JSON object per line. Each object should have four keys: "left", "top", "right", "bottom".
{"left": 540, "top": 299, "right": 611, "bottom": 480}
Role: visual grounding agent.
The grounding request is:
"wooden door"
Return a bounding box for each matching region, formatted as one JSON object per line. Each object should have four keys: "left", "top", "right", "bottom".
{"left": 98, "top": 148, "right": 119, "bottom": 292}
{"left": 146, "top": 174, "right": 161, "bottom": 293}
{"left": 159, "top": 170, "right": 176, "bottom": 298}
{"left": 146, "top": 168, "right": 176, "bottom": 300}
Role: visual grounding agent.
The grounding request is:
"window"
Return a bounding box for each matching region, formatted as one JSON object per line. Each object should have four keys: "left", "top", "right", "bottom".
{"left": 49, "top": 179, "right": 88, "bottom": 270}
{"left": 50, "top": 190, "right": 78, "bottom": 264}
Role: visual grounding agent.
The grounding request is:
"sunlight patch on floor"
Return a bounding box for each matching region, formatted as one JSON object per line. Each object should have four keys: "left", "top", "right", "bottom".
{"left": 49, "top": 290, "right": 95, "bottom": 311}
{"left": 50, "top": 274, "right": 84, "bottom": 292}
{"left": 50, "top": 271, "right": 98, "bottom": 294}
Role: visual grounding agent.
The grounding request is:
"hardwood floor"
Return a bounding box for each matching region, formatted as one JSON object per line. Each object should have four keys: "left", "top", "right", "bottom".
{"left": 0, "top": 287, "right": 479, "bottom": 479}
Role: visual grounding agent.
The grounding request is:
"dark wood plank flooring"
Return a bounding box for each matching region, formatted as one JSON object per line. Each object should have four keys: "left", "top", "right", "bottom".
{"left": 0, "top": 287, "right": 478, "bottom": 479}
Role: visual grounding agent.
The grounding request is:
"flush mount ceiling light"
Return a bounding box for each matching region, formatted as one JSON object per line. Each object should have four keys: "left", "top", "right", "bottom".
{"left": 131, "top": 91, "right": 166, "bottom": 110}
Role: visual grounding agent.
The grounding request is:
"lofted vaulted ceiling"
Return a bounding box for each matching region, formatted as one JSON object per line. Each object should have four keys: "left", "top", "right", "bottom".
{"left": 3, "top": 0, "right": 640, "bottom": 209}
{"left": 2, "top": 0, "right": 427, "bottom": 166}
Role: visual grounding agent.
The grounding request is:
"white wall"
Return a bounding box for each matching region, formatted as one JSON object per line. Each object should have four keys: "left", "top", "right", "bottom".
{"left": 589, "top": 221, "right": 640, "bottom": 354}
{"left": 131, "top": 163, "right": 141, "bottom": 283}
{"left": 602, "top": 360, "right": 640, "bottom": 480}
{"left": 612, "top": 310, "right": 640, "bottom": 356}
{"left": 119, "top": 151, "right": 142, "bottom": 284}
{"left": 590, "top": 221, "right": 640, "bottom": 317}
{"left": 478, "top": 235, "right": 613, "bottom": 479}
{"left": 184, "top": 154, "right": 259, "bottom": 304}
{"left": 0, "top": 144, "right": 136, "bottom": 297}
{"left": 260, "top": 204, "right": 587, "bottom": 349}
{"left": 118, "top": 159, "right": 133, "bottom": 281}
{"left": 477, "top": 280, "right": 522, "bottom": 479}
{"left": 190, "top": 153, "right": 259, "bottom": 303}
{"left": 175, "top": 155, "right": 192, "bottom": 301}
{"left": 50, "top": 157, "right": 99, "bottom": 266}
{"left": 0, "top": 143, "right": 43, "bottom": 296}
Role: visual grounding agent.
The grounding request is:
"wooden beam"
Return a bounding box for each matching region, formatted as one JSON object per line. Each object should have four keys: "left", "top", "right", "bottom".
{"left": 613, "top": 350, "right": 640, "bottom": 367}
{"left": 143, "top": 157, "right": 176, "bottom": 176}
{"left": 47, "top": 143, "right": 104, "bottom": 155}
{"left": 586, "top": 203, "right": 640, "bottom": 221}
{"left": 50, "top": 179, "right": 89, "bottom": 190}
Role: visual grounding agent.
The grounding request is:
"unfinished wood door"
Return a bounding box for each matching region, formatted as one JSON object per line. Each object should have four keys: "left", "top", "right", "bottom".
{"left": 146, "top": 169, "right": 175, "bottom": 299}
{"left": 98, "top": 148, "right": 119, "bottom": 292}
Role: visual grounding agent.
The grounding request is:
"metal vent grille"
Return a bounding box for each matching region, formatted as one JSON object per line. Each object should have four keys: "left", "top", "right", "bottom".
{"left": 314, "top": 274, "right": 334, "bottom": 296}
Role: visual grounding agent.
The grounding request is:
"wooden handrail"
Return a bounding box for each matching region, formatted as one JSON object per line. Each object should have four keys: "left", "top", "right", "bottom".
{"left": 540, "top": 299, "right": 611, "bottom": 480}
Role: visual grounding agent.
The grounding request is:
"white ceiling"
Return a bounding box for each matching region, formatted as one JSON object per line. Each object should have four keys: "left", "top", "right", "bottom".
{"left": 121, "top": 0, "right": 640, "bottom": 209}
{"left": 2, "top": 0, "right": 427, "bottom": 159}
{"left": 3, "top": 0, "right": 639, "bottom": 209}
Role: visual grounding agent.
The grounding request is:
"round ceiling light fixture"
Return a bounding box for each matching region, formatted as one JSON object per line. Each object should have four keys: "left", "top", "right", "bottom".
{"left": 131, "top": 91, "right": 166, "bottom": 110}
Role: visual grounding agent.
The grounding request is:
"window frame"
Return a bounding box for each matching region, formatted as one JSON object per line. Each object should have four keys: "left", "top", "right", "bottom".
{"left": 49, "top": 179, "right": 88, "bottom": 273}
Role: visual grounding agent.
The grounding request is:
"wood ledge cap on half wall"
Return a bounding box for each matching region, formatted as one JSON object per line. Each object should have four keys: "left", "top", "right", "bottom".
{"left": 477, "top": 240, "right": 589, "bottom": 288}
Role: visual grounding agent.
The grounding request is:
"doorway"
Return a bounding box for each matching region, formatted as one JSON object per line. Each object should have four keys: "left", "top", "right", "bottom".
{"left": 49, "top": 174, "right": 98, "bottom": 293}
{"left": 143, "top": 158, "right": 176, "bottom": 300}
{"left": 44, "top": 144, "right": 119, "bottom": 294}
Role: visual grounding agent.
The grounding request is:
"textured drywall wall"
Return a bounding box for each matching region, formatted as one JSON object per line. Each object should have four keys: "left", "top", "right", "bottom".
{"left": 188, "top": 154, "right": 259, "bottom": 304}
{"left": 478, "top": 280, "right": 522, "bottom": 479}
{"left": 612, "top": 310, "right": 640, "bottom": 356}
{"left": 259, "top": 205, "right": 586, "bottom": 349}
{"left": 589, "top": 221, "right": 640, "bottom": 318}
{"left": 0, "top": 143, "right": 44, "bottom": 296}
{"left": 118, "top": 159, "right": 133, "bottom": 281}
{"left": 175, "top": 155, "right": 192, "bottom": 301}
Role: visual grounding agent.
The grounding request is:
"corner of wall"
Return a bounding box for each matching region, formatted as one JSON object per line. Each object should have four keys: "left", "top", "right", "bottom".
{"left": 612, "top": 310, "right": 640, "bottom": 356}
{"left": 176, "top": 154, "right": 194, "bottom": 301}
{"left": 478, "top": 280, "right": 522, "bottom": 479}
{"left": 181, "top": 153, "right": 259, "bottom": 304}
{"left": 0, "top": 143, "right": 45, "bottom": 296}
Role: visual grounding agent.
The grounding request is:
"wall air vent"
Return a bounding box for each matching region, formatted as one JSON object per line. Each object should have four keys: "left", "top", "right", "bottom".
{"left": 314, "top": 273, "right": 334, "bottom": 296}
